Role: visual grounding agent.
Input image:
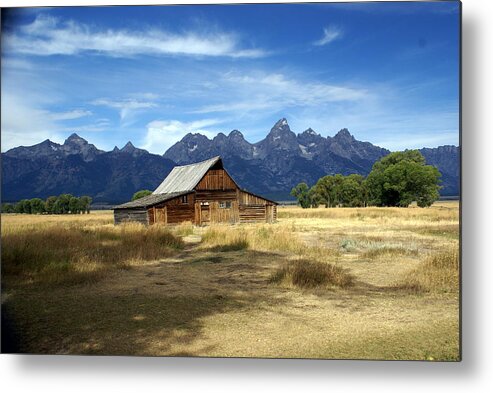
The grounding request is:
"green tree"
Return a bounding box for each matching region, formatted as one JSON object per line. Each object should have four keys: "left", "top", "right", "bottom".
{"left": 79, "top": 196, "right": 92, "bottom": 214}
{"left": 15, "top": 199, "right": 31, "bottom": 214}
{"left": 132, "top": 189, "right": 153, "bottom": 201}
{"left": 308, "top": 186, "right": 322, "bottom": 208}
{"left": 340, "top": 174, "right": 367, "bottom": 207}
{"left": 56, "top": 194, "right": 72, "bottom": 214}
{"left": 366, "top": 150, "right": 441, "bottom": 207}
{"left": 1, "top": 203, "right": 15, "bottom": 213}
{"left": 291, "top": 183, "right": 311, "bottom": 208}
{"left": 45, "top": 196, "right": 58, "bottom": 214}
{"left": 314, "top": 176, "right": 334, "bottom": 208}
{"left": 29, "top": 198, "right": 46, "bottom": 214}
{"left": 69, "top": 196, "right": 81, "bottom": 214}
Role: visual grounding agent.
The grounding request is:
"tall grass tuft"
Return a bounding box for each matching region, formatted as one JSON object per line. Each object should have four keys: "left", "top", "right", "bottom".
{"left": 172, "top": 221, "right": 195, "bottom": 237}
{"left": 201, "top": 224, "right": 339, "bottom": 259}
{"left": 398, "top": 248, "right": 459, "bottom": 293}
{"left": 270, "top": 259, "right": 354, "bottom": 289}
{"left": 2, "top": 222, "right": 183, "bottom": 286}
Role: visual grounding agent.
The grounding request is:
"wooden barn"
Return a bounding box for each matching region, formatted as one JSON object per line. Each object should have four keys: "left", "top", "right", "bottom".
{"left": 113, "top": 156, "right": 277, "bottom": 225}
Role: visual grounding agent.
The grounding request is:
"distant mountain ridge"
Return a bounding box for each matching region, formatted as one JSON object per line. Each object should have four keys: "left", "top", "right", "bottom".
{"left": 1, "top": 119, "right": 460, "bottom": 203}
{"left": 163, "top": 118, "right": 459, "bottom": 197}
{"left": 2, "top": 134, "right": 175, "bottom": 203}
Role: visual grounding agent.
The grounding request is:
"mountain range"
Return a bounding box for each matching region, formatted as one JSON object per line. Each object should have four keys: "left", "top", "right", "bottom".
{"left": 1, "top": 119, "right": 460, "bottom": 203}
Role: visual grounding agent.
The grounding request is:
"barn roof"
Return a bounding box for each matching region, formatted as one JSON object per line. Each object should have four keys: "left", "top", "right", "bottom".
{"left": 114, "top": 191, "right": 191, "bottom": 209}
{"left": 152, "top": 156, "right": 222, "bottom": 194}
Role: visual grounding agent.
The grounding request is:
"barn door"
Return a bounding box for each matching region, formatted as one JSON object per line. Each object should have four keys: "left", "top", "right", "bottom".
{"left": 200, "top": 203, "right": 210, "bottom": 225}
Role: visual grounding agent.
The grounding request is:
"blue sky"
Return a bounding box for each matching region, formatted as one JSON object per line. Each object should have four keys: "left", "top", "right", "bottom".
{"left": 1, "top": 2, "right": 460, "bottom": 153}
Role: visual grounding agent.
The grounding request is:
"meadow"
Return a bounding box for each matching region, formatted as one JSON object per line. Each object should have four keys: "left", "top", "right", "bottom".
{"left": 1, "top": 202, "right": 460, "bottom": 360}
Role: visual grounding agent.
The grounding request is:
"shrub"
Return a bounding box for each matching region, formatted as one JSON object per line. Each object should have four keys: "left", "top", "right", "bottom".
{"left": 270, "top": 259, "right": 353, "bottom": 289}
{"left": 398, "top": 248, "right": 459, "bottom": 293}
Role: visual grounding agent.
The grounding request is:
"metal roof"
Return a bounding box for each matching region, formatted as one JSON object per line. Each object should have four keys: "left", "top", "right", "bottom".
{"left": 152, "top": 156, "right": 222, "bottom": 194}
{"left": 114, "top": 191, "right": 190, "bottom": 209}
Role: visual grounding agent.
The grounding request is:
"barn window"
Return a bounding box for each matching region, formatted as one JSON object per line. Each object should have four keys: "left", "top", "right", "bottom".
{"left": 181, "top": 195, "right": 188, "bottom": 204}
{"left": 219, "top": 201, "right": 232, "bottom": 209}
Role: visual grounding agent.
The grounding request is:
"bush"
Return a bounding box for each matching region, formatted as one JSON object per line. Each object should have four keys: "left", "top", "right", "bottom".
{"left": 270, "top": 259, "right": 353, "bottom": 289}
{"left": 398, "top": 248, "right": 459, "bottom": 293}
{"left": 132, "top": 190, "right": 152, "bottom": 201}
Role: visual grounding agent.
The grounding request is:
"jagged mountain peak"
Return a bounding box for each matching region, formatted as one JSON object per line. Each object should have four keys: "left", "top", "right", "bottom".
{"left": 229, "top": 129, "right": 244, "bottom": 138}
{"left": 270, "top": 118, "right": 291, "bottom": 133}
{"left": 65, "top": 133, "right": 87, "bottom": 144}
{"left": 183, "top": 132, "right": 210, "bottom": 142}
{"left": 334, "top": 128, "right": 355, "bottom": 141}
{"left": 300, "top": 128, "right": 319, "bottom": 136}
{"left": 273, "top": 118, "right": 288, "bottom": 128}
{"left": 121, "top": 141, "right": 136, "bottom": 152}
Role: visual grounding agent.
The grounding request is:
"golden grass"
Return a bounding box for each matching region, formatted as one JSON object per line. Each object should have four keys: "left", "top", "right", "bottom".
{"left": 201, "top": 223, "right": 340, "bottom": 260}
{"left": 2, "top": 221, "right": 183, "bottom": 286}
{"left": 270, "top": 259, "right": 353, "bottom": 289}
{"left": 1, "top": 201, "right": 460, "bottom": 360}
{"left": 399, "top": 248, "right": 459, "bottom": 293}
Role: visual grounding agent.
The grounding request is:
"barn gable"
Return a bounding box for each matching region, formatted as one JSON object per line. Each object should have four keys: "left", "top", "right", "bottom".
{"left": 152, "top": 156, "right": 225, "bottom": 194}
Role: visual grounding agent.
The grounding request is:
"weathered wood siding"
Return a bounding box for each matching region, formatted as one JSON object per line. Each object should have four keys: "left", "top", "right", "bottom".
{"left": 195, "top": 190, "right": 237, "bottom": 202}
{"left": 195, "top": 169, "right": 237, "bottom": 191}
{"left": 166, "top": 199, "right": 195, "bottom": 224}
{"left": 239, "top": 205, "right": 266, "bottom": 223}
{"left": 239, "top": 190, "right": 275, "bottom": 206}
{"left": 210, "top": 201, "right": 239, "bottom": 224}
{"left": 114, "top": 208, "right": 148, "bottom": 225}
{"left": 147, "top": 194, "right": 195, "bottom": 224}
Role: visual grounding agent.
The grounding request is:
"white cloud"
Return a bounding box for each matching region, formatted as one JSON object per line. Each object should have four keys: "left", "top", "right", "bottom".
{"left": 194, "top": 72, "right": 367, "bottom": 114}
{"left": 313, "top": 26, "right": 343, "bottom": 46}
{"left": 4, "top": 14, "right": 266, "bottom": 59}
{"left": 1, "top": 93, "right": 63, "bottom": 150}
{"left": 49, "top": 109, "right": 92, "bottom": 121}
{"left": 64, "top": 118, "right": 111, "bottom": 133}
{"left": 142, "top": 119, "right": 222, "bottom": 153}
{"left": 90, "top": 98, "right": 157, "bottom": 123}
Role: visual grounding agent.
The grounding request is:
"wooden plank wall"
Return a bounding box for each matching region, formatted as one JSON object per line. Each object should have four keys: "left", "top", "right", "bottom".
{"left": 162, "top": 197, "right": 194, "bottom": 224}
{"left": 239, "top": 190, "right": 271, "bottom": 205}
{"left": 195, "top": 169, "right": 237, "bottom": 191}
{"left": 114, "top": 209, "right": 149, "bottom": 225}
{"left": 239, "top": 205, "right": 266, "bottom": 223}
{"left": 209, "top": 201, "right": 239, "bottom": 224}
{"left": 195, "top": 190, "right": 237, "bottom": 201}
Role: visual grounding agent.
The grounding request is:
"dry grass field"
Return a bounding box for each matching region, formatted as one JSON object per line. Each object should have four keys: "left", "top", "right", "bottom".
{"left": 1, "top": 202, "right": 460, "bottom": 360}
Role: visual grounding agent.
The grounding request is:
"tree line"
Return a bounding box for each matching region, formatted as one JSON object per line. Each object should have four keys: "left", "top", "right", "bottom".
{"left": 291, "top": 150, "right": 441, "bottom": 208}
{"left": 1, "top": 194, "right": 93, "bottom": 214}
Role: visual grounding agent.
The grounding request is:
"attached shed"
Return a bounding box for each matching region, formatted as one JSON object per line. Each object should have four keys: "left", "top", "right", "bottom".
{"left": 114, "top": 156, "right": 277, "bottom": 225}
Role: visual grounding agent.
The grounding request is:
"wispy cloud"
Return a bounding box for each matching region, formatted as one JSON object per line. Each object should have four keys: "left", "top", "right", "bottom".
{"left": 63, "top": 118, "right": 111, "bottom": 134}
{"left": 194, "top": 72, "right": 367, "bottom": 114}
{"left": 4, "top": 14, "right": 267, "bottom": 59}
{"left": 313, "top": 26, "right": 343, "bottom": 46}
{"left": 142, "top": 118, "right": 222, "bottom": 153}
{"left": 90, "top": 97, "right": 157, "bottom": 124}
{"left": 1, "top": 92, "right": 63, "bottom": 150}
{"left": 49, "top": 109, "right": 92, "bottom": 121}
